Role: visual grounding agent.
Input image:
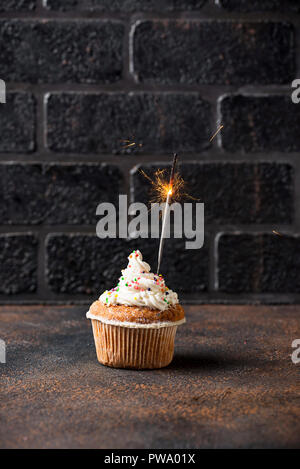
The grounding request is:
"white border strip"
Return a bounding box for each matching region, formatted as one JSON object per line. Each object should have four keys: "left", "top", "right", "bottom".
{"left": 86, "top": 311, "right": 186, "bottom": 329}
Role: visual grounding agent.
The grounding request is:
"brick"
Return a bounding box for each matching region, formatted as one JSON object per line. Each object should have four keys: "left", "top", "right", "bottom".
{"left": 217, "top": 233, "right": 300, "bottom": 293}
{"left": 46, "top": 93, "right": 211, "bottom": 154}
{"left": 0, "top": 20, "right": 124, "bottom": 84}
{"left": 132, "top": 238, "right": 209, "bottom": 294}
{"left": 46, "top": 236, "right": 208, "bottom": 295}
{"left": 219, "top": 0, "right": 300, "bottom": 13}
{"left": 131, "top": 162, "right": 294, "bottom": 224}
{"left": 0, "top": 235, "right": 38, "bottom": 294}
{"left": 132, "top": 21, "right": 294, "bottom": 85}
{"left": 45, "top": 0, "right": 207, "bottom": 12}
{"left": 0, "top": 1, "right": 35, "bottom": 11}
{"left": 46, "top": 236, "right": 127, "bottom": 295}
{"left": 221, "top": 95, "right": 300, "bottom": 153}
{"left": 0, "top": 93, "right": 35, "bottom": 153}
{"left": 0, "top": 164, "right": 122, "bottom": 225}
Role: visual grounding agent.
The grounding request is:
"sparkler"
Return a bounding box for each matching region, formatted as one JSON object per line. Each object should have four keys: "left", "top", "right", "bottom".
{"left": 138, "top": 124, "right": 223, "bottom": 274}
{"left": 157, "top": 153, "right": 178, "bottom": 274}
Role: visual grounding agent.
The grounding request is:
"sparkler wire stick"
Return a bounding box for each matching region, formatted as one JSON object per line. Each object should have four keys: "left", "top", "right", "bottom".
{"left": 157, "top": 153, "right": 178, "bottom": 274}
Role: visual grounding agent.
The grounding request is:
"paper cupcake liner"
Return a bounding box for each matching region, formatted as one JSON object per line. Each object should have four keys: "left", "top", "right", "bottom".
{"left": 91, "top": 319, "right": 178, "bottom": 369}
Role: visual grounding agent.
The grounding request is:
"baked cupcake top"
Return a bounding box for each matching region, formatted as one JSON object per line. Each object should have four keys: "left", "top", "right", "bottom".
{"left": 88, "top": 301, "right": 185, "bottom": 326}
{"left": 99, "top": 250, "right": 178, "bottom": 311}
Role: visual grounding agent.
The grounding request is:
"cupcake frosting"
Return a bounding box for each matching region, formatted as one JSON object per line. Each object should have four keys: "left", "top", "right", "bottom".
{"left": 99, "top": 250, "right": 179, "bottom": 311}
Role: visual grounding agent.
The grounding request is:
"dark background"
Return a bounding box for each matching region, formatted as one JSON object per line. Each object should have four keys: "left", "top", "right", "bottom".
{"left": 0, "top": 0, "right": 299, "bottom": 305}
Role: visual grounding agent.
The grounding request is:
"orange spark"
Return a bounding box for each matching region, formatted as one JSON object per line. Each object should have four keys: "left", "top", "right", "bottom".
{"left": 120, "top": 137, "right": 143, "bottom": 150}
{"left": 139, "top": 167, "right": 196, "bottom": 204}
{"left": 210, "top": 124, "right": 224, "bottom": 142}
{"left": 273, "top": 230, "right": 283, "bottom": 237}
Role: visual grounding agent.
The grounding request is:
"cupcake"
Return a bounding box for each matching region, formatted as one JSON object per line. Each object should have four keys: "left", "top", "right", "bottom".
{"left": 86, "top": 250, "right": 185, "bottom": 369}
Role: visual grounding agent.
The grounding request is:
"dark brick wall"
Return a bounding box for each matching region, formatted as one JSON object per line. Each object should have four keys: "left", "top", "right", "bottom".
{"left": 47, "top": 93, "right": 212, "bottom": 153}
{"left": 133, "top": 21, "right": 294, "bottom": 85}
{"left": 0, "top": 0, "right": 299, "bottom": 304}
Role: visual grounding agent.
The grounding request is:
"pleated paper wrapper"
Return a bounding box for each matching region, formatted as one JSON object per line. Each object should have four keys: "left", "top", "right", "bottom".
{"left": 91, "top": 319, "right": 178, "bottom": 369}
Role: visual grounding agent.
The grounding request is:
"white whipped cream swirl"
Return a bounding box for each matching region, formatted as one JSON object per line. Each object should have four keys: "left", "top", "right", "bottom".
{"left": 99, "top": 250, "right": 179, "bottom": 311}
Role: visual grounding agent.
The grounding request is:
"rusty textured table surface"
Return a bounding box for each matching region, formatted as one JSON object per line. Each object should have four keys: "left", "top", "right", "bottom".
{"left": 0, "top": 304, "right": 300, "bottom": 449}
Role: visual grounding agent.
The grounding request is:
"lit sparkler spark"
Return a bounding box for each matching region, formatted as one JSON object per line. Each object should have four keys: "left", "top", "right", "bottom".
{"left": 139, "top": 165, "right": 188, "bottom": 205}
{"left": 273, "top": 230, "right": 283, "bottom": 237}
{"left": 210, "top": 124, "right": 224, "bottom": 142}
{"left": 120, "top": 138, "right": 143, "bottom": 149}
